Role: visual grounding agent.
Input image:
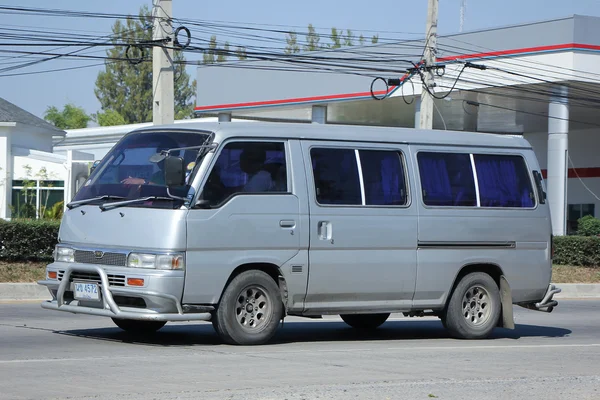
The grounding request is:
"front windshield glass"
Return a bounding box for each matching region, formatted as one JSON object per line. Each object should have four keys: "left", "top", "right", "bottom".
{"left": 72, "top": 130, "right": 212, "bottom": 208}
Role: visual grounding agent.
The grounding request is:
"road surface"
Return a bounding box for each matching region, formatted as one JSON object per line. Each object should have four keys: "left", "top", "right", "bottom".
{"left": 0, "top": 300, "right": 598, "bottom": 399}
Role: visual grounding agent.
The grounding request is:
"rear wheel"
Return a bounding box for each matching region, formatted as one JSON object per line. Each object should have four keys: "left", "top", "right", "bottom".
{"left": 212, "top": 270, "right": 283, "bottom": 345}
{"left": 111, "top": 318, "right": 166, "bottom": 334}
{"left": 443, "top": 272, "right": 501, "bottom": 339}
{"left": 340, "top": 313, "right": 390, "bottom": 330}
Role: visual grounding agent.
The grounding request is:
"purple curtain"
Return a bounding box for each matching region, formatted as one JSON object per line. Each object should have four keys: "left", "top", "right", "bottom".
{"left": 418, "top": 156, "right": 453, "bottom": 206}
{"left": 475, "top": 155, "right": 534, "bottom": 208}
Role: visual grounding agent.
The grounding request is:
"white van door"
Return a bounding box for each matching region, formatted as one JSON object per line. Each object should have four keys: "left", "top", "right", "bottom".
{"left": 183, "top": 139, "right": 303, "bottom": 305}
{"left": 300, "top": 140, "right": 418, "bottom": 314}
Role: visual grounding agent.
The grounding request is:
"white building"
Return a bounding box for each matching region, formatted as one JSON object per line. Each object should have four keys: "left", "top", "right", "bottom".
{"left": 4, "top": 15, "right": 600, "bottom": 235}
{"left": 0, "top": 97, "right": 66, "bottom": 219}
{"left": 193, "top": 14, "right": 600, "bottom": 236}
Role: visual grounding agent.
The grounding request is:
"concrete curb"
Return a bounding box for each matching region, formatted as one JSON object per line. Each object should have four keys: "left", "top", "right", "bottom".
{"left": 0, "top": 283, "right": 50, "bottom": 301}
{"left": 1, "top": 282, "right": 599, "bottom": 302}
{"left": 554, "top": 283, "right": 600, "bottom": 299}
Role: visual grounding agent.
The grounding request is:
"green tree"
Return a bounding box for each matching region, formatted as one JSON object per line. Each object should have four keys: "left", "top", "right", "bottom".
{"left": 43, "top": 103, "right": 91, "bottom": 129}
{"left": 359, "top": 34, "right": 366, "bottom": 46}
{"left": 344, "top": 29, "right": 355, "bottom": 47}
{"left": 94, "top": 5, "right": 195, "bottom": 124}
{"left": 304, "top": 24, "right": 321, "bottom": 51}
{"left": 236, "top": 46, "right": 248, "bottom": 60}
{"left": 371, "top": 34, "right": 379, "bottom": 44}
{"left": 92, "top": 109, "right": 127, "bottom": 126}
{"left": 329, "top": 27, "right": 343, "bottom": 49}
{"left": 217, "top": 42, "right": 230, "bottom": 63}
{"left": 203, "top": 35, "right": 218, "bottom": 64}
{"left": 285, "top": 31, "right": 300, "bottom": 54}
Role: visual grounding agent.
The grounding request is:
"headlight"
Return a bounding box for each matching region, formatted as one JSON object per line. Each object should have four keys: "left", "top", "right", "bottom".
{"left": 55, "top": 246, "right": 74, "bottom": 263}
{"left": 127, "top": 253, "right": 185, "bottom": 270}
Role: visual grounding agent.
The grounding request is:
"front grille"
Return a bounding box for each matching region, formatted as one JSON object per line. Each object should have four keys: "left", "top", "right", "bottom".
{"left": 74, "top": 250, "right": 127, "bottom": 266}
{"left": 58, "top": 270, "right": 126, "bottom": 287}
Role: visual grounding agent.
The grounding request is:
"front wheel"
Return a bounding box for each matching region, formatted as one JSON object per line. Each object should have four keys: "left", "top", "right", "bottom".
{"left": 111, "top": 318, "right": 166, "bottom": 334}
{"left": 443, "top": 272, "right": 501, "bottom": 339}
{"left": 212, "top": 270, "right": 283, "bottom": 345}
{"left": 340, "top": 313, "right": 390, "bottom": 330}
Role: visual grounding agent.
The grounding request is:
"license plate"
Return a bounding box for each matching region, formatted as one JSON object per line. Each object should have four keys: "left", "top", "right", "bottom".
{"left": 73, "top": 282, "right": 100, "bottom": 301}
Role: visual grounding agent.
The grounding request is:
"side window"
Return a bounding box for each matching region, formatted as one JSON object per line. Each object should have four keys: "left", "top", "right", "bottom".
{"left": 359, "top": 150, "right": 408, "bottom": 206}
{"left": 474, "top": 154, "right": 535, "bottom": 208}
{"left": 310, "top": 148, "right": 361, "bottom": 205}
{"left": 417, "top": 152, "right": 477, "bottom": 207}
{"left": 203, "top": 141, "right": 287, "bottom": 206}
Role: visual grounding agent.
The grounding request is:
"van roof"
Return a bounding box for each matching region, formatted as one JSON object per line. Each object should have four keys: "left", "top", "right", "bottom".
{"left": 133, "top": 121, "right": 532, "bottom": 149}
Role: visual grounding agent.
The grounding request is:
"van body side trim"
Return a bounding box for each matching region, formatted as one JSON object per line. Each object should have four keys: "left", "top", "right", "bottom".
{"left": 417, "top": 241, "right": 516, "bottom": 249}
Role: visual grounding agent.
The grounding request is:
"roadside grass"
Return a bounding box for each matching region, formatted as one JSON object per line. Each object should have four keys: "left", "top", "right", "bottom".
{"left": 0, "top": 262, "right": 598, "bottom": 283}
{"left": 552, "top": 265, "right": 600, "bottom": 283}
{"left": 0, "top": 262, "right": 47, "bottom": 283}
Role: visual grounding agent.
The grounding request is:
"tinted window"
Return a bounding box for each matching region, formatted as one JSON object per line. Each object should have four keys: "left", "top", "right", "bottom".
{"left": 417, "top": 152, "right": 477, "bottom": 207}
{"left": 474, "top": 154, "right": 535, "bottom": 208}
{"left": 72, "top": 130, "right": 210, "bottom": 208}
{"left": 359, "top": 150, "right": 407, "bottom": 206}
{"left": 311, "top": 148, "right": 361, "bottom": 205}
{"left": 202, "top": 141, "right": 287, "bottom": 206}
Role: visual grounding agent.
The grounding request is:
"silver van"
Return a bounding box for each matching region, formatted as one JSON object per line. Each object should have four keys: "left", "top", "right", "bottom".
{"left": 38, "top": 122, "right": 561, "bottom": 345}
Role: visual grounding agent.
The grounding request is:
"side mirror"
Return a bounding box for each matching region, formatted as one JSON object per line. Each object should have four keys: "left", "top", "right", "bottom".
{"left": 164, "top": 155, "right": 185, "bottom": 187}
{"left": 90, "top": 160, "right": 101, "bottom": 174}
{"left": 192, "top": 199, "right": 211, "bottom": 209}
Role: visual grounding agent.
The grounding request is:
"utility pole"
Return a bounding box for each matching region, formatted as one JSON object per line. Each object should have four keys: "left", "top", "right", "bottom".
{"left": 460, "top": 0, "right": 466, "bottom": 33}
{"left": 152, "top": 0, "right": 174, "bottom": 125}
{"left": 419, "top": 0, "right": 439, "bottom": 130}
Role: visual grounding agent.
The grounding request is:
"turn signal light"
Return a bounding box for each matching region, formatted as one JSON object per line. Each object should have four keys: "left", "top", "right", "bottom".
{"left": 127, "top": 278, "right": 145, "bottom": 287}
{"left": 48, "top": 271, "right": 57, "bottom": 279}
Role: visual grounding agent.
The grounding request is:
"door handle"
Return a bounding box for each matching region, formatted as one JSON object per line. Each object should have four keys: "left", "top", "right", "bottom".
{"left": 318, "top": 221, "right": 333, "bottom": 241}
{"left": 280, "top": 220, "right": 296, "bottom": 228}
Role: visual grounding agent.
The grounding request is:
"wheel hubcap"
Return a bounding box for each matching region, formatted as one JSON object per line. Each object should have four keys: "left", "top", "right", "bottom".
{"left": 235, "top": 285, "right": 272, "bottom": 331}
{"left": 462, "top": 285, "right": 491, "bottom": 326}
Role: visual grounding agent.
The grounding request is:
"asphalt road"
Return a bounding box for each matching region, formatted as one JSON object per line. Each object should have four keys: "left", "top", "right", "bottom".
{"left": 0, "top": 300, "right": 599, "bottom": 400}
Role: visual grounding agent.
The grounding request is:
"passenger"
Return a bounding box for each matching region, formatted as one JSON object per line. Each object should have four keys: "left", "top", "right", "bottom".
{"left": 239, "top": 146, "right": 274, "bottom": 192}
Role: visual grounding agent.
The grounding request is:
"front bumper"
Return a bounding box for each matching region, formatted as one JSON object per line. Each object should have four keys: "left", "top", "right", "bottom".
{"left": 519, "top": 283, "right": 561, "bottom": 313}
{"left": 38, "top": 264, "right": 211, "bottom": 322}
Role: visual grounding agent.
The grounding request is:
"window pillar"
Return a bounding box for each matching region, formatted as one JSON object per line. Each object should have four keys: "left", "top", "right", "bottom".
{"left": 0, "top": 134, "right": 12, "bottom": 219}
{"left": 414, "top": 97, "right": 421, "bottom": 128}
{"left": 311, "top": 105, "right": 327, "bottom": 124}
{"left": 547, "top": 85, "right": 569, "bottom": 236}
{"left": 218, "top": 112, "right": 231, "bottom": 122}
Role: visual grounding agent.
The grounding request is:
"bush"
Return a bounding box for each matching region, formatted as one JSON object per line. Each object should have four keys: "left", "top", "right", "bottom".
{"left": 577, "top": 215, "right": 600, "bottom": 237}
{"left": 0, "top": 219, "right": 60, "bottom": 262}
{"left": 553, "top": 235, "right": 600, "bottom": 267}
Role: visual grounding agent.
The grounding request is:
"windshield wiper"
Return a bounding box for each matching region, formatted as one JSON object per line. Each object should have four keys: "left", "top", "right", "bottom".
{"left": 99, "top": 196, "right": 175, "bottom": 211}
{"left": 66, "top": 195, "right": 125, "bottom": 210}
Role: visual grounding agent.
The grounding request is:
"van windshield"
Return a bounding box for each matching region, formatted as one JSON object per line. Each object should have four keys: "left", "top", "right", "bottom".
{"left": 72, "top": 130, "right": 212, "bottom": 209}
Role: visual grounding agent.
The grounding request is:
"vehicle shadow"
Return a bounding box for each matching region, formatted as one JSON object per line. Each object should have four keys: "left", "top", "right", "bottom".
{"left": 54, "top": 319, "right": 572, "bottom": 347}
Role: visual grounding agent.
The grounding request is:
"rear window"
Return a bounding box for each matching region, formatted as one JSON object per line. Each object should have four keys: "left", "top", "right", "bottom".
{"left": 473, "top": 154, "right": 535, "bottom": 208}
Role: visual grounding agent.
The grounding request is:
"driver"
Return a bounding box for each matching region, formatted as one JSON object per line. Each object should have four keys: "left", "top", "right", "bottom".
{"left": 121, "top": 137, "right": 178, "bottom": 186}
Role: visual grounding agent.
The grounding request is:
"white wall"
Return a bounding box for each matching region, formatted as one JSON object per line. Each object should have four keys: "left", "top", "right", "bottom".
{"left": 0, "top": 128, "right": 12, "bottom": 219}
{"left": 13, "top": 156, "right": 66, "bottom": 181}
{"left": 10, "top": 126, "right": 55, "bottom": 153}
{"left": 525, "top": 129, "right": 600, "bottom": 219}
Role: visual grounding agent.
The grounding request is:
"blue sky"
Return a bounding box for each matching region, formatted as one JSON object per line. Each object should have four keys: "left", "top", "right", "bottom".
{"left": 1, "top": 0, "right": 600, "bottom": 121}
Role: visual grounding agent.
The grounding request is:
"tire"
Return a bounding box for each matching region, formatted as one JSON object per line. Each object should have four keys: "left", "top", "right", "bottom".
{"left": 111, "top": 318, "right": 166, "bottom": 334}
{"left": 340, "top": 313, "right": 390, "bottom": 330}
{"left": 212, "top": 270, "right": 283, "bottom": 345}
{"left": 443, "top": 272, "right": 501, "bottom": 339}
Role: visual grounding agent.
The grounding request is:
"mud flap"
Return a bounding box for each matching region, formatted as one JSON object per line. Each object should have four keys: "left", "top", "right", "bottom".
{"left": 498, "top": 275, "right": 515, "bottom": 329}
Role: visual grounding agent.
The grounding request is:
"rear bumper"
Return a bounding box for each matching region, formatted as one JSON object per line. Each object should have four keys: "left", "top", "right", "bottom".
{"left": 38, "top": 264, "right": 211, "bottom": 322}
{"left": 518, "top": 283, "right": 561, "bottom": 313}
